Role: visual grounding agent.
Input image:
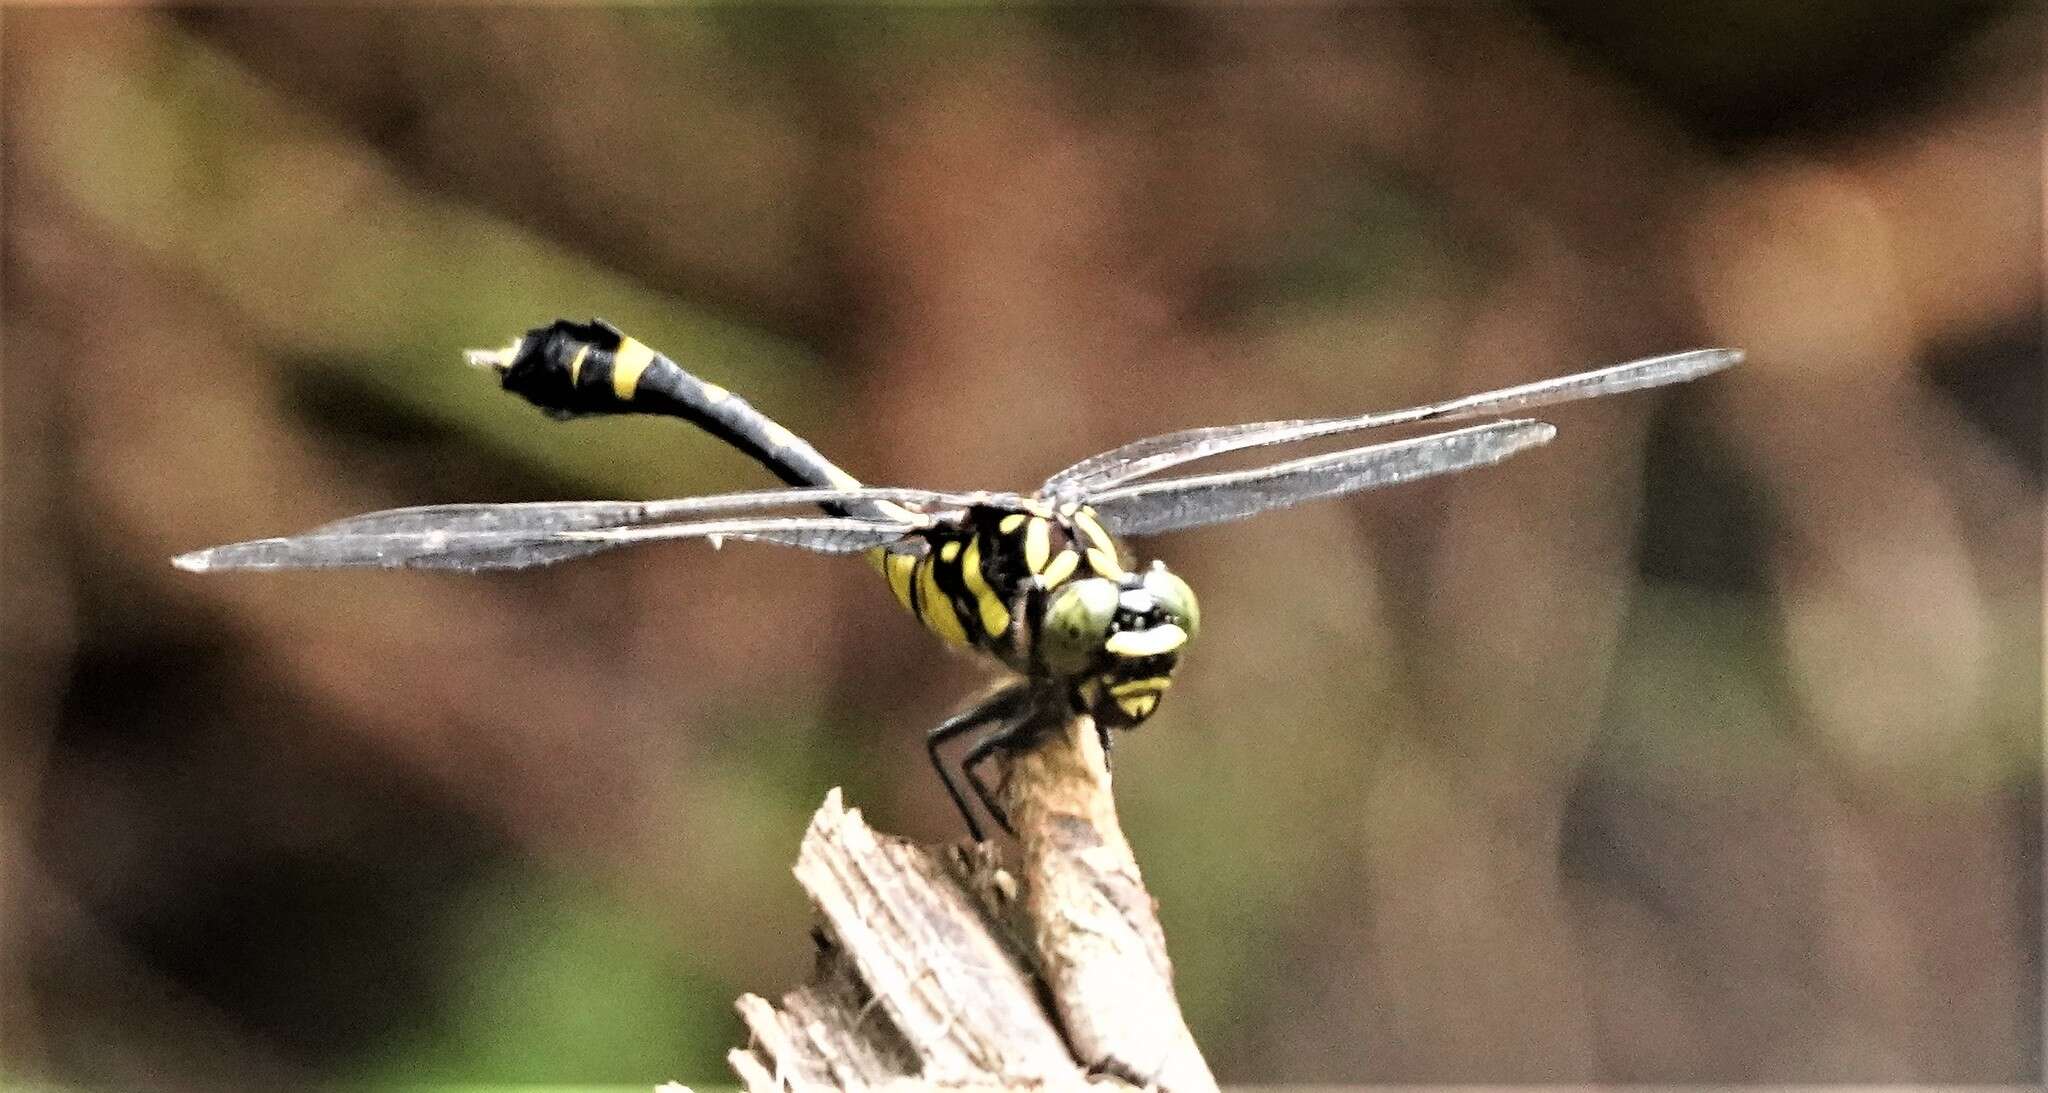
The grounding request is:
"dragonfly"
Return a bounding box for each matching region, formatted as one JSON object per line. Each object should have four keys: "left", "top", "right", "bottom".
{"left": 175, "top": 319, "right": 1739, "bottom": 840}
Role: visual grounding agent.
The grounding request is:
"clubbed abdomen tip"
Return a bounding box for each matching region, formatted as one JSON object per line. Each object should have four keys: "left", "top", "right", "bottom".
{"left": 463, "top": 339, "right": 523, "bottom": 373}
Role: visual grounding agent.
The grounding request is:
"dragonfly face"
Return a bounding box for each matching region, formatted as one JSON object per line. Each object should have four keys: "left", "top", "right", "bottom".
{"left": 172, "top": 316, "right": 1738, "bottom": 840}
{"left": 881, "top": 496, "right": 1200, "bottom": 726}
{"left": 1037, "top": 562, "right": 1199, "bottom": 727}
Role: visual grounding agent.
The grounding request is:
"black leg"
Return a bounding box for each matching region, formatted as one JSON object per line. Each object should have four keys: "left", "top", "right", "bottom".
{"left": 1098, "top": 720, "right": 1114, "bottom": 774}
{"left": 925, "top": 684, "right": 1030, "bottom": 842}
{"left": 963, "top": 718, "right": 1032, "bottom": 839}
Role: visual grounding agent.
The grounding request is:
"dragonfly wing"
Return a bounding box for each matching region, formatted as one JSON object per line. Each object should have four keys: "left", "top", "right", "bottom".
{"left": 172, "top": 531, "right": 611, "bottom": 573}
{"left": 556, "top": 517, "right": 922, "bottom": 555}
{"left": 1089, "top": 419, "right": 1556, "bottom": 538}
{"left": 1044, "top": 348, "right": 1738, "bottom": 498}
{"left": 291, "top": 486, "right": 983, "bottom": 540}
{"left": 169, "top": 485, "right": 977, "bottom": 573}
{"left": 173, "top": 514, "right": 924, "bottom": 574}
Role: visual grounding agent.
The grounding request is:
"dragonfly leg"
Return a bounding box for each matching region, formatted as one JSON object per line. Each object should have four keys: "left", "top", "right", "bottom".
{"left": 1098, "top": 720, "right": 1114, "bottom": 774}
{"left": 961, "top": 695, "right": 1057, "bottom": 839}
{"left": 926, "top": 682, "right": 1031, "bottom": 842}
{"left": 962, "top": 726, "right": 1022, "bottom": 839}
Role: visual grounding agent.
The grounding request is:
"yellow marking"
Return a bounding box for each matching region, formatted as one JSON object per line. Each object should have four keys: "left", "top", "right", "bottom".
{"left": 1108, "top": 676, "right": 1171, "bottom": 697}
{"left": 977, "top": 595, "right": 1011, "bottom": 640}
{"left": 701, "top": 381, "right": 730, "bottom": 403}
{"left": 1022, "top": 517, "right": 1051, "bottom": 573}
{"left": 1039, "top": 548, "right": 1080, "bottom": 587}
{"left": 1072, "top": 508, "right": 1113, "bottom": 550}
{"left": 999, "top": 513, "right": 1027, "bottom": 534}
{"left": 1072, "top": 509, "right": 1125, "bottom": 575}
{"left": 567, "top": 344, "right": 591, "bottom": 385}
{"left": 939, "top": 541, "right": 960, "bottom": 563}
{"left": 1104, "top": 625, "right": 1188, "bottom": 658}
{"left": 825, "top": 466, "right": 863, "bottom": 490}
{"left": 916, "top": 558, "right": 969, "bottom": 645}
{"left": 883, "top": 550, "right": 917, "bottom": 611}
{"left": 612, "top": 337, "right": 656, "bottom": 400}
{"left": 1116, "top": 693, "right": 1160, "bottom": 720}
{"left": 762, "top": 421, "right": 798, "bottom": 451}
{"left": 961, "top": 537, "right": 1010, "bottom": 640}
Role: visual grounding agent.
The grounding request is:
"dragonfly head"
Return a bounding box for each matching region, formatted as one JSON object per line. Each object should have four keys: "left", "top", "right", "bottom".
{"left": 1038, "top": 561, "right": 1200, "bottom": 728}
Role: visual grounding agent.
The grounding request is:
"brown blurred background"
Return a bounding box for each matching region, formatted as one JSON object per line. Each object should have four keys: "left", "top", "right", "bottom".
{"left": 2, "top": 4, "right": 2039, "bottom": 1087}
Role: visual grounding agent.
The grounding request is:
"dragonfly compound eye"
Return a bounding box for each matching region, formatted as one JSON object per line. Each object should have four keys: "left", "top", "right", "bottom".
{"left": 1141, "top": 562, "right": 1199, "bottom": 641}
{"left": 1039, "top": 577, "right": 1121, "bottom": 678}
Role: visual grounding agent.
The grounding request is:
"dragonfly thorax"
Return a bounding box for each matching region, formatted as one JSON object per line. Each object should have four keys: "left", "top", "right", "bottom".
{"left": 873, "top": 500, "right": 1199, "bottom": 726}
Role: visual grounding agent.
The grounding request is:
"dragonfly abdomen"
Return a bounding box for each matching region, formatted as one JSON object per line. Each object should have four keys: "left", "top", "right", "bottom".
{"left": 485, "top": 319, "right": 914, "bottom": 525}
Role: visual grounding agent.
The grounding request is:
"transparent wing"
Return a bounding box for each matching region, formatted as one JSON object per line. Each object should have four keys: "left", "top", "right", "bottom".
{"left": 173, "top": 514, "right": 925, "bottom": 573}
{"left": 1044, "top": 348, "right": 1738, "bottom": 499}
{"left": 242, "top": 486, "right": 995, "bottom": 541}
{"left": 171, "top": 485, "right": 974, "bottom": 574}
{"left": 1089, "top": 419, "right": 1556, "bottom": 538}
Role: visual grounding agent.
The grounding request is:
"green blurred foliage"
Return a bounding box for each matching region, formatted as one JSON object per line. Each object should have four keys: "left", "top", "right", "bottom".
{"left": 356, "top": 873, "right": 737, "bottom": 1085}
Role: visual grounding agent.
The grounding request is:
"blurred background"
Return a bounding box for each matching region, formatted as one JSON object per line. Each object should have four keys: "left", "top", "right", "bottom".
{"left": 3, "top": 4, "right": 2039, "bottom": 1087}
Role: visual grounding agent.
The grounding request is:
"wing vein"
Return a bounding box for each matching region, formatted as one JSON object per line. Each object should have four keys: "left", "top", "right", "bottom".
{"left": 1044, "top": 348, "right": 1739, "bottom": 498}
{"left": 1089, "top": 419, "right": 1557, "bottom": 537}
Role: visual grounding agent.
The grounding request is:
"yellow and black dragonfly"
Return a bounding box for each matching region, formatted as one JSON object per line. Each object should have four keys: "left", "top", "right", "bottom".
{"left": 176, "top": 320, "right": 1737, "bottom": 839}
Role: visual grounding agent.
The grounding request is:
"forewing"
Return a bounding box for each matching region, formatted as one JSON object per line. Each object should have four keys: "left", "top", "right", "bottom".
{"left": 1044, "top": 348, "right": 1738, "bottom": 498}
{"left": 173, "top": 515, "right": 921, "bottom": 573}
{"left": 169, "top": 485, "right": 983, "bottom": 573}
{"left": 1089, "top": 419, "right": 1556, "bottom": 537}
{"left": 288, "top": 486, "right": 984, "bottom": 540}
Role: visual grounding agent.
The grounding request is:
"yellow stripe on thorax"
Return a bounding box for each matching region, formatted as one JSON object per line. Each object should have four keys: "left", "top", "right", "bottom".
{"left": 1072, "top": 508, "right": 1125, "bottom": 577}
{"left": 1039, "top": 548, "right": 1081, "bottom": 587}
{"left": 1022, "top": 517, "right": 1051, "bottom": 574}
{"left": 914, "top": 556, "right": 970, "bottom": 645}
{"left": 880, "top": 548, "right": 917, "bottom": 607}
{"left": 612, "top": 337, "right": 656, "bottom": 399}
{"left": 960, "top": 536, "right": 1010, "bottom": 640}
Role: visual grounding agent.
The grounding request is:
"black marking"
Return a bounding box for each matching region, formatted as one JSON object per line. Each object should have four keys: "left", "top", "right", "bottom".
{"left": 492, "top": 319, "right": 890, "bottom": 520}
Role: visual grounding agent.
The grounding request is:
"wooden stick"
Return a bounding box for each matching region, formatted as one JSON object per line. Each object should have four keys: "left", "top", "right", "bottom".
{"left": 1002, "top": 715, "right": 1214, "bottom": 1090}
{"left": 730, "top": 714, "right": 1215, "bottom": 1092}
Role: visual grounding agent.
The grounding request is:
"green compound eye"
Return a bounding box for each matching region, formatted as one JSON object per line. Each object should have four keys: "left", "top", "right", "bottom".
{"left": 1039, "top": 577, "right": 1120, "bottom": 677}
{"left": 1142, "top": 564, "right": 1199, "bottom": 641}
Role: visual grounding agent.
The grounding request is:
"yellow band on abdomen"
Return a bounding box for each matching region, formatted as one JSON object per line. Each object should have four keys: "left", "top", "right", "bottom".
{"left": 612, "top": 337, "right": 656, "bottom": 400}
